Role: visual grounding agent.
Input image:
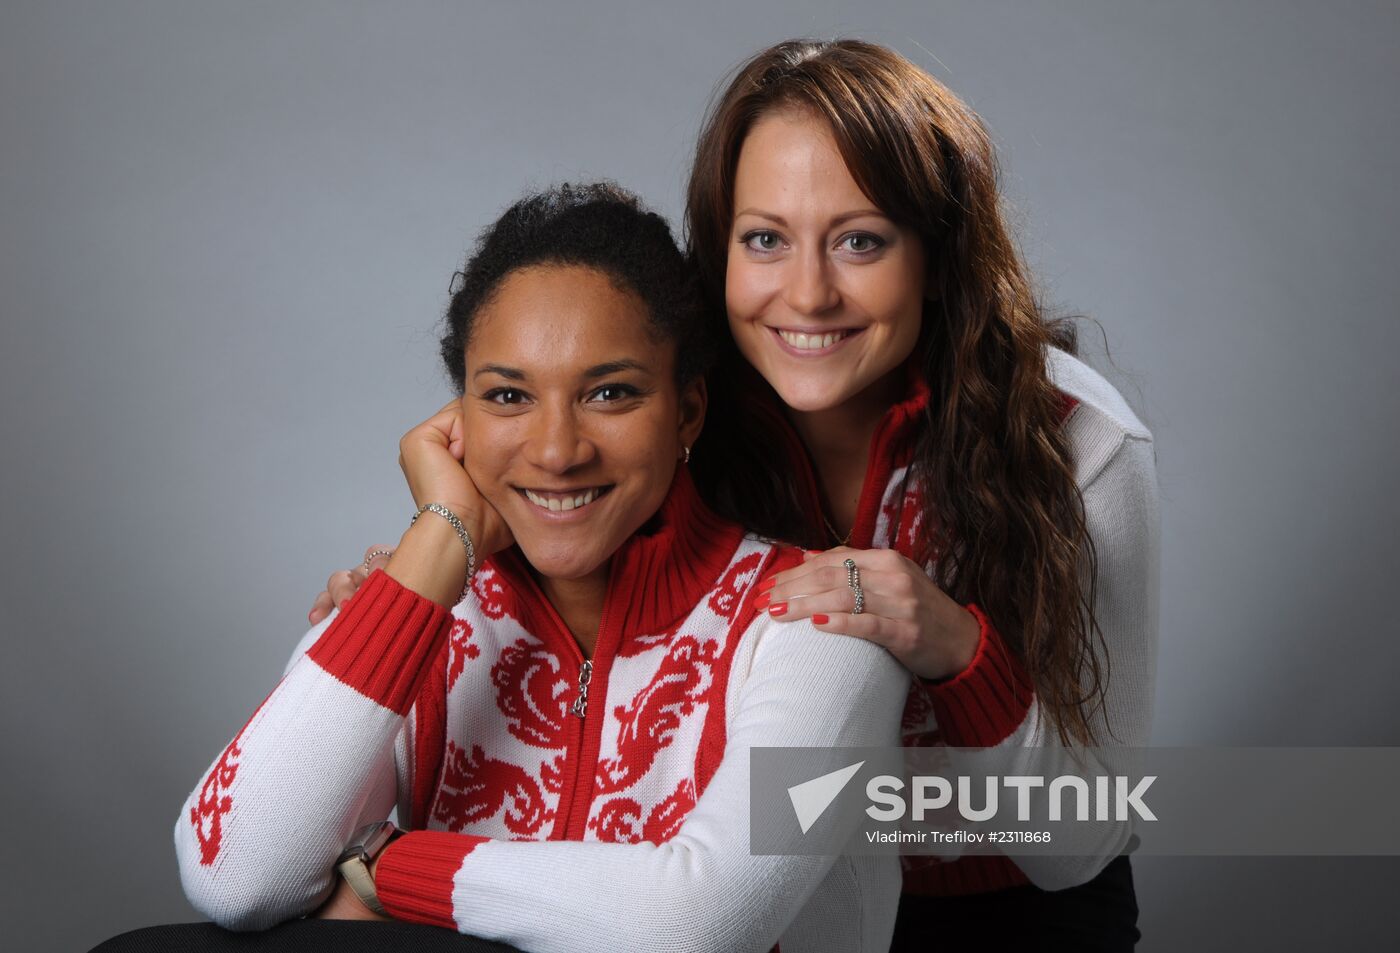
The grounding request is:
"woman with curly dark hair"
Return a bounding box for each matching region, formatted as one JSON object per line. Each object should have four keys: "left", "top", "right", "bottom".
{"left": 160, "top": 183, "right": 909, "bottom": 953}
{"left": 313, "top": 39, "right": 1159, "bottom": 951}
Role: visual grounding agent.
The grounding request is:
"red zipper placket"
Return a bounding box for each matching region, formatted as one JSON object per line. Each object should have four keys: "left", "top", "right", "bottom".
{"left": 556, "top": 580, "right": 626, "bottom": 841}
{"left": 497, "top": 552, "right": 626, "bottom": 842}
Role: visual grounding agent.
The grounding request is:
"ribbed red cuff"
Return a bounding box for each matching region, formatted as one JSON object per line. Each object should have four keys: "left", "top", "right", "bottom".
{"left": 306, "top": 569, "right": 451, "bottom": 716}
{"left": 922, "top": 604, "right": 1034, "bottom": 747}
{"left": 375, "top": 830, "right": 487, "bottom": 928}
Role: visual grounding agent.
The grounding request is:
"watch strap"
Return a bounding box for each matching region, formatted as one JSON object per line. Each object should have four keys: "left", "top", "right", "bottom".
{"left": 337, "top": 852, "right": 389, "bottom": 916}
{"left": 335, "top": 820, "right": 400, "bottom": 916}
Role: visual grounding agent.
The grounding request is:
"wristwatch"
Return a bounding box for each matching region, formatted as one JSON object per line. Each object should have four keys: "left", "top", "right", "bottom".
{"left": 335, "top": 820, "right": 401, "bottom": 916}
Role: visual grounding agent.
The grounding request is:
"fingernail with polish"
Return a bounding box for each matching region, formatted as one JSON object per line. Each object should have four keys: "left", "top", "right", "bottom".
{"left": 812, "top": 614, "right": 829, "bottom": 625}
{"left": 758, "top": 577, "right": 776, "bottom": 593}
{"left": 754, "top": 593, "right": 771, "bottom": 611}
{"left": 769, "top": 601, "right": 788, "bottom": 617}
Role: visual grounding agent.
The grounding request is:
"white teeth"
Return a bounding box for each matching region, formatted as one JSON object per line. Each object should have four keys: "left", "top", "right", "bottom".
{"left": 778, "top": 329, "right": 849, "bottom": 350}
{"left": 524, "top": 487, "right": 601, "bottom": 513}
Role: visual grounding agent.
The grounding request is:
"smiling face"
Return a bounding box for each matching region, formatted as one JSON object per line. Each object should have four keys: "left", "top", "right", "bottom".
{"left": 462, "top": 264, "right": 705, "bottom": 583}
{"left": 725, "top": 109, "right": 927, "bottom": 413}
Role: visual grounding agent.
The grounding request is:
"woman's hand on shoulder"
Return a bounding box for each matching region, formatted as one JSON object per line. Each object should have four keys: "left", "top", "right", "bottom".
{"left": 756, "top": 546, "right": 981, "bottom": 681}
{"left": 307, "top": 545, "right": 397, "bottom": 625}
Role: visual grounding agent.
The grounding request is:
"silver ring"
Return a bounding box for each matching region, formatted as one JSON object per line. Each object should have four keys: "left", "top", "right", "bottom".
{"left": 363, "top": 549, "right": 395, "bottom": 571}
{"left": 844, "top": 557, "right": 865, "bottom": 615}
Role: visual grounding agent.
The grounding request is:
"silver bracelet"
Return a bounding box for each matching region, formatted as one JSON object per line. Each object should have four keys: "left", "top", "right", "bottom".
{"left": 362, "top": 549, "right": 395, "bottom": 571}
{"left": 410, "top": 503, "right": 477, "bottom": 597}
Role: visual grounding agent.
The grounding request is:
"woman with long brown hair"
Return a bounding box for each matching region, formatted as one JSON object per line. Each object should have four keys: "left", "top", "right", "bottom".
{"left": 313, "top": 38, "right": 1159, "bottom": 950}
{"left": 683, "top": 38, "right": 1157, "bottom": 950}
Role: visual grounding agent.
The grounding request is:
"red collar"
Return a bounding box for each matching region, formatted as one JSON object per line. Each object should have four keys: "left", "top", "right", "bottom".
{"left": 749, "top": 361, "right": 931, "bottom": 548}
{"left": 750, "top": 361, "right": 1078, "bottom": 550}
{"left": 487, "top": 466, "right": 745, "bottom": 645}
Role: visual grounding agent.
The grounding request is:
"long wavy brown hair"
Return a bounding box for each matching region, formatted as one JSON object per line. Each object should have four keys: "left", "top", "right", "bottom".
{"left": 686, "top": 38, "right": 1107, "bottom": 745}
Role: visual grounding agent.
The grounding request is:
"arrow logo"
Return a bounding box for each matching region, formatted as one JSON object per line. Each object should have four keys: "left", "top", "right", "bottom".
{"left": 787, "top": 761, "right": 865, "bottom": 834}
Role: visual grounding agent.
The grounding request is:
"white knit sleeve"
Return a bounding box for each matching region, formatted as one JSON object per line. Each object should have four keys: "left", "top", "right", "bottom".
{"left": 937, "top": 431, "right": 1161, "bottom": 890}
{"left": 375, "top": 616, "right": 911, "bottom": 953}
{"left": 173, "top": 571, "right": 450, "bottom": 930}
{"left": 1073, "top": 431, "right": 1160, "bottom": 752}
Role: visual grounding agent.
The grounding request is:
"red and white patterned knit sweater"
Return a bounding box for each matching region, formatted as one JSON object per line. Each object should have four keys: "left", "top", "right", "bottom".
{"left": 174, "top": 470, "right": 910, "bottom": 952}
{"left": 754, "top": 346, "right": 1161, "bottom": 897}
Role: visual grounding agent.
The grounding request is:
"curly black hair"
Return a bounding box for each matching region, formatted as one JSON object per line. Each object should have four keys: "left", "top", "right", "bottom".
{"left": 440, "top": 182, "right": 712, "bottom": 391}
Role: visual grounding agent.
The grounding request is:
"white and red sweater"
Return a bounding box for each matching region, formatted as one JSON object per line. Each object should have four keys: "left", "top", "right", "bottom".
{"left": 755, "top": 346, "right": 1161, "bottom": 897}
{"left": 174, "top": 471, "right": 910, "bottom": 952}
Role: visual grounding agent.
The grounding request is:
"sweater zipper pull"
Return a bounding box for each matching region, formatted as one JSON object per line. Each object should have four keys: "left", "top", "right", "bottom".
{"left": 570, "top": 660, "right": 593, "bottom": 719}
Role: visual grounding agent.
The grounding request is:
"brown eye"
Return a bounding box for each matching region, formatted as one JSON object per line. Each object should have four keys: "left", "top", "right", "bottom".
{"left": 588, "top": 383, "right": 640, "bottom": 403}
{"left": 484, "top": 388, "right": 526, "bottom": 404}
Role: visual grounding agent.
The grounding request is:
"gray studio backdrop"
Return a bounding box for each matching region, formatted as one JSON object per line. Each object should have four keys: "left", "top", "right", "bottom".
{"left": 3, "top": 2, "right": 1397, "bottom": 950}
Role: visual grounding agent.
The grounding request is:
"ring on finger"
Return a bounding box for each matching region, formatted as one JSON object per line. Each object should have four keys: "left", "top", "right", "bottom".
{"left": 843, "top": 557, "right": 865, "bottom": 615}
{"left": 363, "top": 549, "right": 394, "bottom": 571}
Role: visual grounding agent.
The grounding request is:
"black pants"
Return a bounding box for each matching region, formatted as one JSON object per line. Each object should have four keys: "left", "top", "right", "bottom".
{"left": 891, "top": 855, "right": 1141, "bottom": 953}
{"left": 88, "top": 920, "right": 523, "bottom": 953}
{"left": 92, "top": 859, "right": 1137, "bottom": 953}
